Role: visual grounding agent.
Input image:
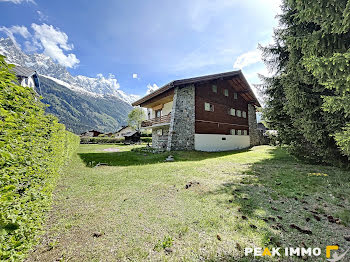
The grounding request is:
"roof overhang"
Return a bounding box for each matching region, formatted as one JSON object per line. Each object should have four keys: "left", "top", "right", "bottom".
{"left": 132, "top": 70, "right": 261, "bottom": 107}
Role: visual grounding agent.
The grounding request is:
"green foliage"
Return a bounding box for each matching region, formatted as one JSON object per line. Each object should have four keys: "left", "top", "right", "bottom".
{"left": 260, "top": 0, "right": 350, "bottom": 166}
{"left": 0, "top": 55, "right": 80, "bottom": 260}
{"left": 127, "top": 108, "right": 145, "bottom": 132}
{"left": 38, "top": 76, "right": 132, "bottom": 134}
{"left": 140, "top": 137, "right": 152, "bottom": 143}
{"left": 334, "top": 124, "right": 350, "bottom": 159}
{"left": 80, "top": 136, "right": 125, "bottom": 144}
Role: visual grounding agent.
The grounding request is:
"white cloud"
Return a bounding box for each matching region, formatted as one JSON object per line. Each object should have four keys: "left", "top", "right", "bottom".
{"left": 233, "top": 49, "right": 262, "bottom": 69}
{"left": 0, "top": 0, "right": 36, "bottom": 4}
{"left": 132, "top": 73, "right": 138, "bottom": 79}
{"left": 146, "top": 83, "right": 159, "bottom": 94}
{"left": 37, "top": 10, "right": 48, "bottom": 22}
{"left": 96, "top": 73, "right": 120, "bottom": 90}
{"left": 31, "top": 23, "right": 80, "bottom": 68}
{"left": 0, "top": 25, "right": 31, "bottom": 48}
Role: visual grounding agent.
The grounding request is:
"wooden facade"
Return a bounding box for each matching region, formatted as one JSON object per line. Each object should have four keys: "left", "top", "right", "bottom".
{"left": 194, "top": 79, "right": 249, "bottom": 135}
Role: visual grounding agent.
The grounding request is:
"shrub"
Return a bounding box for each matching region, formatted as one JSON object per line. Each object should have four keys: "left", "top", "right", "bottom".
{"left": 140, "top": 137, "right": 152, "bottom": 143}
{"left": 80, "top": 136, "right": 125, "bottom": 144}
{"left": 0, "top": 56, "right": 80, "bottom": 260}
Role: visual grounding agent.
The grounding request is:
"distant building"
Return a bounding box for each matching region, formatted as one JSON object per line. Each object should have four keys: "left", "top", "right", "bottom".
{"left": 257, "top": 122, "right": 267, "bottom": 133}
{"left": 123, "top": 131, "right": 141, "bottom": 143}
{"left": 115, "top": 126, "right": 135, "bottom": 138}
{"left": 81, "top": 130, "right": 103, "bottom": 137}
{"left": 12, "top": 66, "right": 40, "bottom": 91}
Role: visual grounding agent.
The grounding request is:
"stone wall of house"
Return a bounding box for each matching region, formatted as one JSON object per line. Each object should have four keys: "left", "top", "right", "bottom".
{"left": 167, "top": 85, "right": 195, "bottom": 151}
{"left": 152, "top": 126, "right": 169, "bottom": 150}
{"left": 248, "top": 104, "right": 259, "bottom": 146}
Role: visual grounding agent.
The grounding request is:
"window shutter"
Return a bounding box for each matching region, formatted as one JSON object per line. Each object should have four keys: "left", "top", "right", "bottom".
{"left": 205, "top": 102, "right": 210, "bottom": 111}
{"left": 230, "top": 108, "right": 236, "bottom": 116}
{"left": 234, "top": 92, "right": 238, "bottom": 99}
{"left": 237, "top": 110, "right": 241, "bottom": 117}
{"left": 242, "top": 111, "right": 247, "bottom": 118}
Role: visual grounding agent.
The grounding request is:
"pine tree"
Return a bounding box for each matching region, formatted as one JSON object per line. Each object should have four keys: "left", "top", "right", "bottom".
{"left": 261, "top": 0, "right": 350, "bottom": 165}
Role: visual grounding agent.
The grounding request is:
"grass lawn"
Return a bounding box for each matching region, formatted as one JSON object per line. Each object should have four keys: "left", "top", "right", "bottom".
{"left": 27, "top": 145, "right": 350, "bottom": 261}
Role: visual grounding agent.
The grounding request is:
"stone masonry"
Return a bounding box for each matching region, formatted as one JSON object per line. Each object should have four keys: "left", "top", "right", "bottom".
{"left": 166, "top": 85, "right": 195, "bottom": 151}
{"left": 248, "top": 103, "right": 259, "bottom": 146}
{"left": 152, "top": 126, "right": 169, "bottom": 150}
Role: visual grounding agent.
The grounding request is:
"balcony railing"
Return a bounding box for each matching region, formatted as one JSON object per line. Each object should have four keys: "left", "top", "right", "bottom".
{"left": 142, "top": 113, "right": 171, "bottom": 127}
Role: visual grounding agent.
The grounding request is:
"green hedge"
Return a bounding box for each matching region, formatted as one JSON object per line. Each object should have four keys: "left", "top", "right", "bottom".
{"left": 0, "top": 56, "right": 80, "bottom": 261}
{"left": 80, "top": 136, "right": 125, "bottom": 144}
{"left": 141, "top": 137, "right": 152, "bottom": 143}
{"left": 80, "top": 136, "right": 152, "bottom": 144}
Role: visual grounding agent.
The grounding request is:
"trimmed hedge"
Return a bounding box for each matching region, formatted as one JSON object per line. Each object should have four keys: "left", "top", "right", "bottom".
{"left": 141, "top": 137, "right": 152, "bottom": 143}
{"left": 80, "top": 136, "right": 125, "bottom": 144}
{"left": 0, "top": 56, "right": 80, "bottom": 260}
{"left": 80, "top": 136, "right": 152, "bottom": 144}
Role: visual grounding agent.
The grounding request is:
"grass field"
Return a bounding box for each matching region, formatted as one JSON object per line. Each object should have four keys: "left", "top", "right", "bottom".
{"left": 27, "top": 145, "right": 350, "bottom": 261}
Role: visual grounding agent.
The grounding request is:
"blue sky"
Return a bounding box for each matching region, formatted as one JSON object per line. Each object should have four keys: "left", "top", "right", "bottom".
{"left": 0, "top": 0, "right": 281, "bottom": 97}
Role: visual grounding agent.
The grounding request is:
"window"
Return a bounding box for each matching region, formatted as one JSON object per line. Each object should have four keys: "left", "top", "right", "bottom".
{"left": 234, "top": 92, "right": 238, "bottom": 99}
{"left": 212, "top": 85, "right": 217, "bottom": 93}
{"left": 204, "top": 102, "right": 214, "bottom": 112}
{"left": 155, "top": 110, "right": 162, "bottom": 118}
{"left": 147, "top": 110, "right": 151, "bottom": 120}
{"left": 230, "top": 129, "right": 236, "bottom": 135}
{"left": 237, "top": 110, "right": 242, "bottom": 117}
{"left": 237, "top": 130, "right": 242, "bottom": 135}
{"left": 242, "top": 111, "right": 247, "bottom": 118}
{"left": 157, "top": 129, "right": 163, "bottom": 135}
{"left": 224, "top": 89, "right": 229, "bottom": 96}
{"left": 243, "top": 130, "right": 248, "bottom": 136}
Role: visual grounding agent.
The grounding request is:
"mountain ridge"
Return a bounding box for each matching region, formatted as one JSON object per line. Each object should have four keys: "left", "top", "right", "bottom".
{"left": 0, "top": 37, "right": 135, "bottom": 134}
{"left": 0, "top": 37, "right": 140, "bottom": 104}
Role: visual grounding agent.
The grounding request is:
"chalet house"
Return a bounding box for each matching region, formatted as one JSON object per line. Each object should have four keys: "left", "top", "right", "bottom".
{"left": 123, "top": 131, "right": 141, "bottom": 143}
{"left": 81, "top": 130, "right": 103, "bottom": 137}
{"left": 115, "top": 126, "right": 135, "bottom": 138}
{"left": 12, "top": 66, "right": 40, "bottom": 91}
{"left": 132, "top": 70, "right": 261, "bottom": 151}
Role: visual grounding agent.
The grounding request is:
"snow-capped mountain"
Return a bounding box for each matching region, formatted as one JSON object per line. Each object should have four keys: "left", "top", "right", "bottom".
{"left": 0, "top": 37, "right": 139, "bottom": 104}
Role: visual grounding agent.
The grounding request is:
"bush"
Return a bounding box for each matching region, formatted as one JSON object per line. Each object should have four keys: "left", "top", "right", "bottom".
{"left": 0, "top": 56, "right": 80, "bottom": 260}
{"left": 140, "top": 137, "right": 152, "bottom": 143}
{"left": 80, "top": 136, "right": 125, "bottom": 144}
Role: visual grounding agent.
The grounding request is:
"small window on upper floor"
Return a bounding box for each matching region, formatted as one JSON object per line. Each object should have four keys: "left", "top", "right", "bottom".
{"left": 237, "top": 130, "right": 242, "bottom": 135}
{"left": 212, "top": 85, "right": 217, "bottom": 93}
{"left": 230, "top": 108, "right": 236, "bottom": 116}
{"left": 237, "top": 110, "right": 242, "bottom": 117}
{"left": 205, "top": 102, "right": 214, "bottom": 112}
{"left": 230, "top": 129, "right": 236, "bottom": 135}
{"left": 224, "top": 89, "right": 229, "bottom": 97}
{"left": 243, "top": 130, "right": 248, "bottom": 136}
{"left": 234, "top": 92, "right": 238, "bottom": 99}
{"left": 242, "top": 111, "right": 247, "bottom": 118}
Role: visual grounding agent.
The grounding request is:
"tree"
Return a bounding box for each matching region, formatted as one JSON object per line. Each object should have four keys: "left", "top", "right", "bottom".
{"left": 260, "top": 0, "right": 350, "bottom": 166}
{"left": 127, "top": 107, "right": 146, "bottom": 132}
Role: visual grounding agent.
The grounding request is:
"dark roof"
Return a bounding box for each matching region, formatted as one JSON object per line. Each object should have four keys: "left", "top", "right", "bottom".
{"left": 122, "top": 131, "right": 139, "bottom": 137}
{"left": 132, "top": 70, "right": 261, "bottom": 107}
{"left": 12, "top": 66, "right": 37, "bottom": 78}
{"left": 116, "top": 126, "right": 129, "bottom": 133}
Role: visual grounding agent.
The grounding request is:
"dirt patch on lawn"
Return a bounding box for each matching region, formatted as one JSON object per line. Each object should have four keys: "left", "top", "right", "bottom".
{"left": 102, "top": 148, "right": 120, "bottom": 152}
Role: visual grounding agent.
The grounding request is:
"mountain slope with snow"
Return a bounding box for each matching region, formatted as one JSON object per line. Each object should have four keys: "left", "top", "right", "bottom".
{"left": 0, "top": 37, "right": 140, "bottom": 104}
{"left": 0, "top": 37, "right": 136, "bottom": 133}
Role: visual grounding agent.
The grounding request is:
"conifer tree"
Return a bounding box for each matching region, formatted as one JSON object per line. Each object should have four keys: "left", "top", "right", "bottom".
{"left": 261, "top": 0, "right": 350, "bottom": 165}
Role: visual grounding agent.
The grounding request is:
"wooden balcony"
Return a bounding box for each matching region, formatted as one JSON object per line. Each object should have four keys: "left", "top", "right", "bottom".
{"left": 142, "top": 113, "right": 171, "bottom": 128}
